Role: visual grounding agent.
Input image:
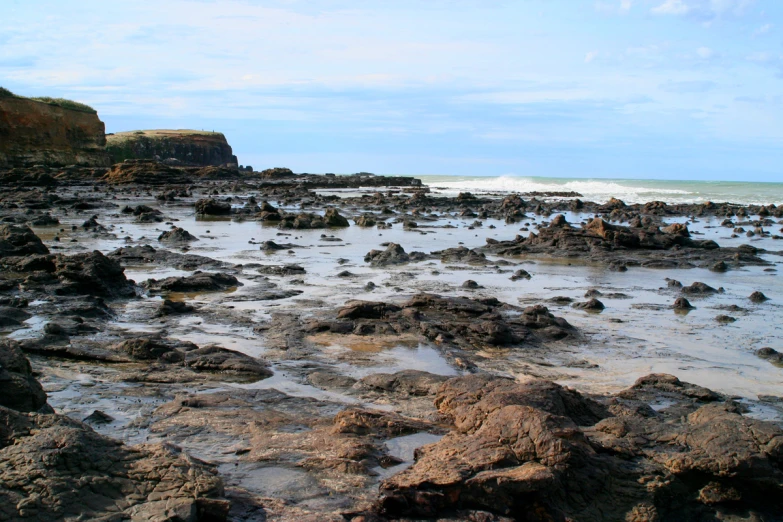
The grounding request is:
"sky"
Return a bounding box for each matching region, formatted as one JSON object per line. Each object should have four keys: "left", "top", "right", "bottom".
{"left": 1, "top": 0, "right": 783, "bottom": 181}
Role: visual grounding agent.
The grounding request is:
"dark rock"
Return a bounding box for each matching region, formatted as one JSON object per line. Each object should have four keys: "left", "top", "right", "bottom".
{"left": 510, "top": 269, "right": 531, "bottom": 281}
{"left": 377, "top": 373, "right": 783, "bottom": 522}
{"left": 682, "top": 282, "right": 720, "bottom": 295}
{"left": 195, "top": 198, "right": 231, "bottom": 215}
{"left": 0, "top": 406, "right": 227, "bottom": 521}
{"left": 749, "top": 291, "right": 769, "bottom": 303}
{"left": 365, "top": 243, "right": 425, "bottom": 266}
{"left": 83, "top": 410, "right": 114, "bottom": 425}
{"left": 53, "top": 250, "right": 135, "bottom": 298}
{"left": 158, "top": 227, "right": 199, "bottom": 243}
{"left": 673, "top": 297, "right": 695, "bottom": 310}
{"left": 0, "top": 340, "right": 48, "bottom": 412}
{"left": 573, "top": 298, "right": 605, "bottom": 311}
{"left": 158, "top": 299, "right": 195, "bottom": 315}
{"left": 0, "top": 224, "right": 49, "bottom": 257}
{"left": 142, "top": 271, "right": 240, "bottom": 294}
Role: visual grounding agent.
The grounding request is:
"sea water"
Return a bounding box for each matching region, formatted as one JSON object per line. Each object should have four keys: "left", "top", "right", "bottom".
{"left": 417, "top": 175, "right": 783, "bottom": 206}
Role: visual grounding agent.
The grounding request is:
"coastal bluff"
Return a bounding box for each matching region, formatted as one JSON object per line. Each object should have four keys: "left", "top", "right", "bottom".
{"left": 0, "top": 95, "right": 110, "bottom": 168}
{"left": 106, "top": 129, "right": 238, "bottom": 167}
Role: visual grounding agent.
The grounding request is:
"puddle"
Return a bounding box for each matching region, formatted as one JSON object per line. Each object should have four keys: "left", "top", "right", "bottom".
{"left": 375, "top": 432, "right": 444, "bottom": 480}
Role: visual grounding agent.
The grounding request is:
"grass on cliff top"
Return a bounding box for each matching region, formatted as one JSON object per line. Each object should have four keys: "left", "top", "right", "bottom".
{"left": 0, "top": 86, "right": 97, "bottom": 113}
{"left": 107, "top": 130, "right": 226, "bottom": 143}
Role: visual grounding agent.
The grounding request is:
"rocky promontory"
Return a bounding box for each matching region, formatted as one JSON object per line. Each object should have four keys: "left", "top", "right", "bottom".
{"left": 106, "top": 129, "right": 238, "bottom": 167}
{"left": 0, "top": 92, "right": 110, "bottom": 168}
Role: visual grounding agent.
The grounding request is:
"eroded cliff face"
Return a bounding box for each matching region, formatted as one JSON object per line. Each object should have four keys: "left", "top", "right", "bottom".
{"left": 106, "top": 130, "right": 238, "bottom": 167}
{"left": 0, "top": 97, "right": 110, "bottom": 168}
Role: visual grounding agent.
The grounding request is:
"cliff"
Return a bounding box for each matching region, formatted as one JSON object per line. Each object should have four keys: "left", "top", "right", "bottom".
{"left": 0, "top": 96, "right": 110, "bottom": 168}
{"left": 106, "top": 130, "right": 238, "bottom": 167}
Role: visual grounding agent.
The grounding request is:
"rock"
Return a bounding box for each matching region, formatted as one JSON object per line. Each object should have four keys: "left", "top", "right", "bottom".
{"left": 573, "top": 298, "right": 605, "bottom": 311}
{"left": 195, "top": 198, "right": 231, "bottom": 215}
{"left": 158, "top": 226, "right": 199, "bottom": 243}
{"left": 0, "top": 340, "right": 48, "bottom": 412}
{"left": 510, "top": 269, "right": 531, "bottom": 281}
{"left": 332, "top": 408, "right": 435, "bottom": 437}
{"left": 0, "top": 407, "right": 228, "bottom": 521}
{"left": 257, "top": 264, "right": 306, "bottom": 276}
{"left": 142, "top": 271, "right": 241, "bottom": 294}
{"left": 710, "top": 260, "right": 728, "bottom": 272}
{"left": 377, "top": 373, "right": 783, "bottom": 521}
{"left": 323, "top": 208, "right": 350, "bottom": 227}
{"left": 661, "top": 222, "right": 690, "bottom": 237}
{"left": 461, "top": 280, "right": 481, "bottom": 289}
{"left": 715, "top": 314, "right": 737, "bottom": 323}
{"left": 673, "top": 297, "right": 695, "bottom": 310}
{"left": 749, "top": 291, "right": 769, "bottom": 303}
{"left": 364, "top": 243, "right": 425, "bottom": 266}
{"left": 355, "top": 215, "right": 377, "bottom": 227}
{"left": 53, "top": 250, "right": 136, "bottom": 298}
{"left": 256, "top": 201, "right": 282, "bottom": 222}
{"left": 354, "top": 370, "right": 449, "bottom": 397}
{"left": 158, "top": 299, "right": 195, "bottom": 315}
{"left": 0, "top": 305, "right": 31, "bottom": 327}
{"left": 260, "top": 240, "right": 303, "bottom": 251}
{"left": 756, "top": 347, "right": 783, "bottom": 365}
{"left": 83, "top": 410, "right": 114, "bottom": 425}
{"left": 432, "top": 246, "right": 490, "bottom": 265}
{"left": 0, "top": 224, "right": 49, "bottom": 257}
{"left": 320, "top": 294, "right": 575, "bottom": 350}
{"left": 682, "top": 282, "right": 720, "bottom": 295}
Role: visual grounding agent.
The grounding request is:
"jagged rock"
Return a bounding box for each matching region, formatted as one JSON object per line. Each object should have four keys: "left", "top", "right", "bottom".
{"left": 673, "top": 297, "right": 695, "bottom": 310}
{"left": 158, "top": 227, "right": 199, "bottom": 243}
{"left": 377, "top": 373, "right": 783, "bottom": 521}
{"left": 0, "top": 407, "right": 228, "bottom": 521}
{"left": 316, "top": 294, "right": 575, "bottom": 349}
{"left": 355, "top": 215, "right": 377, "bottom": 227}
{"left": 142, "top": 271, "right": 240, "bottom": 294}
{"left": 158, "top": 299, "right": 195, "bottom": 315}
{"left": 195, "top": 198, "right": 232, "bottom": 215}
{"left": 0, "top": 224, "right": 49, "bottom": 257}
{"left": 53, "top": 250, "right": 135, "bottom": 298}
{"left": 0, "top": 340, "right": 48, "bottom": 412}
{"left": 324, "top": 208, "right": 350, "bottom": 227}
{"left": 573, "top": 298, "right": 605, "bottom": 311}
{"left": 364, "top": 243, "right": 426, "bottom": 266}
{"left": 681, "top": 282, "right": 721, "bottom": 295}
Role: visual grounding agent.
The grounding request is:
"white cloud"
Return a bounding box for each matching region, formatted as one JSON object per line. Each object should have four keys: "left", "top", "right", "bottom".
{"left": 651, "top": 0, "right": 691, "bottom": 15}
{"left": 595, "top": 0, "right": 632, "bottom": 14}
{"left": 753, "top": 23, "right": 772, "bottom": 36}
{"left": 585, "top": 51, "right": 599, "bottom": 63}
{"left": 696, "top": 46, "right": 714, "bottom": 59}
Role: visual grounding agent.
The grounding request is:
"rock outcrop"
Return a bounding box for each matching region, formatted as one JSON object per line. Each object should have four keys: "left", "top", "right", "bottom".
{"left": 106, "top": 130, "right": 238, "bottom": 167}
{"left": 0, "top": 95, "right": 110, "bottom": 167}
{"left": 377, "top": 373, "right": 783, "bottom": 522}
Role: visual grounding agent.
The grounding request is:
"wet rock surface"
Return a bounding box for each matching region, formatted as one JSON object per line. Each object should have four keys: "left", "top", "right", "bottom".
{"left": 377, "top": 373, "right": 783, "bottom": 522}
{"left": 481, "top": 216, "right": 772, "bottom": 270}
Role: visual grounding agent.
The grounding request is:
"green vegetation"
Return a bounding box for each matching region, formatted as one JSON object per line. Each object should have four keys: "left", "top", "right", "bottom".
{"left": 0, "top": 87, "right": 97, "bottom": 113}
{"left": 28, "top": 96, "right": 97, "bottom": 113}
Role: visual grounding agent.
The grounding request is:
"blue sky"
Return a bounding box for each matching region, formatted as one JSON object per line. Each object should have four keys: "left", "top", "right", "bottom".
{"left": 2, "top": 0, "right": 783, "bottom": 181}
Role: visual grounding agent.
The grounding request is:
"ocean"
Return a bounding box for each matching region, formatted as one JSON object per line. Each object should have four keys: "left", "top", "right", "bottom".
{"left": 416, "top": 175, "right": 783, "bottom": 206}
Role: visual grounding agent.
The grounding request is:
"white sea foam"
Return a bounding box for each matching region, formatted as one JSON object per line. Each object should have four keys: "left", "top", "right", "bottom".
{"left": 424, "top": 176, "right": 690, "bottom": 204}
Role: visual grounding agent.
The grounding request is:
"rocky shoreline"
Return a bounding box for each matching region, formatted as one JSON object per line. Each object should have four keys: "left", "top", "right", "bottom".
{"left": 0, "top": 161, "right": 781, "bottom": 521}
